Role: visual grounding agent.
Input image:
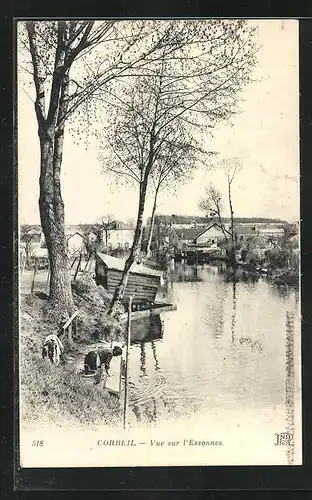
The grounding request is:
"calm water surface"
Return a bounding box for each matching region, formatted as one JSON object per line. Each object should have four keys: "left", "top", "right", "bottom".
{"left": 127, "top": 263, "right": 300, "bottom": 456}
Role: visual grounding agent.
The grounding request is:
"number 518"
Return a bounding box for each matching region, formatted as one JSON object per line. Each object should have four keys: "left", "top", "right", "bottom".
{"left": 32, "top": 440, "right": 44, "bottom": 447}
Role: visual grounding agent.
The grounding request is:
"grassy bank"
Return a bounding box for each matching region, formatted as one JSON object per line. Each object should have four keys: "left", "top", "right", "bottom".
{"left": 20, "top": 276, "right": 125, "bottom": 429}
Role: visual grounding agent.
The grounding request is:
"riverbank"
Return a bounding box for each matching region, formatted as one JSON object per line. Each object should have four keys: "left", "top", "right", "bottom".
{"left": 270, "top": 268, "right": 299, "bottom": 286}
{"left": 20, "top": 276, "right": 125, "bottom": 429}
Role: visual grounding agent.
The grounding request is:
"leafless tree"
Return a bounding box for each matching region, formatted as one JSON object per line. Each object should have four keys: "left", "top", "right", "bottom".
{"left": 20, "top": 225, "right": 35, "bottom": 268}
{"left": 198, "top": 183, "right": 229, "bottom": 241}
{"left": 144, "top": 128, "right": 212, "bottom": 257}
{"left": 126, "top": 218, "right": 136, "bottom": 229}
{"left": 20, "top": 20, "right": 220, "bottom": 312}
{"left": 220, "top": 157, "right": 242, "bottom": 244}
{"left": 97, "top": 21, "right": 257, "bottom": 314}
{"left": 145, "top": 131, "right": 216, "bottom": 256}
{"left": 96, "top": 214, "right": 115, "bottom": 247}
{"left": 199, "top": 158, "right": 242, "bottom": 267}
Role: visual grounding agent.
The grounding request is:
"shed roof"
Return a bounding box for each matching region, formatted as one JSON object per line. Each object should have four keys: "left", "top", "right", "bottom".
{"left": 174, "top": 222, "right": 229, "bottom": 241}
{"left": 96, "top": 253, "right": 163, "bottom": 277}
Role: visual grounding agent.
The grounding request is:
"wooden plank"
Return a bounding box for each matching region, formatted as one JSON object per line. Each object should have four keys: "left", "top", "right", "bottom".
{"left": 128, "top": 273, "right": 160, "bottom": 283}
{"left": 62, "top": 310, "right": 79, "bottom": 330}
{"left": 108, "top": 287, "right": 158, "bottom": 298}
{"left": 108, "top": 284, "right": 158, "bottom": 295}
{"left": 107, "top": 277, "right": 159, "bottom": 290}
{"left": 107, "top": 293, "right": 155, "bottom": 303}
{"left": 129, "top": 289, "right": 158, "bottom": 297}
{"left": 98, "top": 276, "right": 159, "bottom": 299}
{"left": 120, "top": 303, "right": 177, "bottom": 321}
{"left": 108, "top": 273, "right": 160, "bottom": 287}
{"left": 107, "top": 283, "right": 157, "bottom": 295}
{"left": 107, "top": 271, "right": 160, "bottom": 286}
{"left": 106, "top": 269, "right": 160, "bottom": 281}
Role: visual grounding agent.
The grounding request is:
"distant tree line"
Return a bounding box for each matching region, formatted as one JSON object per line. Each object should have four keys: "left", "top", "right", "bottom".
{"left": 151, "top": 215, "right": 290, "bottom": 226}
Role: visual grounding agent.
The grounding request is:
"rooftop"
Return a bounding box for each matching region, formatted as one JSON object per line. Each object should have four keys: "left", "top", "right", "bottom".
{"left": 172, "top": 222, "right": 229, "bottom": 241}
{"left": 96, "top": 253, "right": 163, "bottom": 277}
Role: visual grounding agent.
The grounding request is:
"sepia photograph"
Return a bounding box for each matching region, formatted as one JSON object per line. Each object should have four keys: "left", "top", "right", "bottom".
{"left": 17, "top": 18, "right": 301, "bottom": 467}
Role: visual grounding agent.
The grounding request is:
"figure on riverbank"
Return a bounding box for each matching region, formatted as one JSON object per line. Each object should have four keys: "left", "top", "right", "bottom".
{"left": 98, "top": 345, "right": 123, "bottom": 376}
{"left": 42, "top": 334, "right": 64, "bottom": 366}
{"left": 84, "top": 350, "right": 101, "bottom": 373}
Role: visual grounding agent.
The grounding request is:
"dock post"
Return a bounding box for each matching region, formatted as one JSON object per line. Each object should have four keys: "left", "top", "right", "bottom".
{"left": 123, "top": 295, "right": 132, "bottom": 431}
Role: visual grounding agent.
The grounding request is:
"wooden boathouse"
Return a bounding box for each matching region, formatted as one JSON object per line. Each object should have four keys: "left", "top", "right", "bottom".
{"left": 95, "top": 253, "right": 164, "bottom": 306}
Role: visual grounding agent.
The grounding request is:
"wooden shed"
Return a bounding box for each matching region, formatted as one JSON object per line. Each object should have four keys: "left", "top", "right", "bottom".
{"left": 95, "top": 253, "right": 163, "bottom": 305}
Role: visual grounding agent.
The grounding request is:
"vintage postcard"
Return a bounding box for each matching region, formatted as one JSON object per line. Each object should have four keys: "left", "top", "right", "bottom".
{"left": 17, "top": 19, "right": 301, "bottom": 468}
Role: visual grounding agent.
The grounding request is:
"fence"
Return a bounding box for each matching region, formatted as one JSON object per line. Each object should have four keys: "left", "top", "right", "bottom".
{"left": 20, "top": 253, "right": 97, "bottom": 296}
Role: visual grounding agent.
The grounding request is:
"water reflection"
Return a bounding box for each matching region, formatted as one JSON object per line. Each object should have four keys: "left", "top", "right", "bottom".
{"left": 231, "top": 282, "right": 237, "bottom": 346}
{"left": 129, "top": 314, "right": 164, "bottom": 424}
{"left": 128, "top": 263, "right": 300, "bottom": 439}
{"left": 151, "top": 340, "right": 160, "bottom": 372}
{"left": 172, "top": 263, "right": 203, "bottom": 282}
{"left": 131, "top": 314, "right": 164, "bottom": 344}
{"left": 139, "top": 342, "right": 147, "bottom": 377}
{"left": 270, "top": 282, "right": 299, "bottom": 301}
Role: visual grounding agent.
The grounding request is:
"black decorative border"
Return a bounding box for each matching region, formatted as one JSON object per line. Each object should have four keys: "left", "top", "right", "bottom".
{"left": 1, "top": 8, "right": 312, "bottom": 494}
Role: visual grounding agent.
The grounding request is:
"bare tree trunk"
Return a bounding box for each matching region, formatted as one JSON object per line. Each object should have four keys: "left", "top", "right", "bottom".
{"left": 26, "top": 22, "right": 75, "bottom": 315}
{"left": 108, "top": 173, "right": 149, "bottom": 316}
{"left": 215, "top": 211, "right": 228, "bottom": 243}
{"left": 38, "top": 127, "right": 74, "bottom": 313}
{"left": 228, "top": 180, "right": 235, "bottom": 244}
{"left": 145, "top": 187, "right": 159, "bottom": 258}
{"left": 227, "top": 179, "right": 236, "bottom": 270}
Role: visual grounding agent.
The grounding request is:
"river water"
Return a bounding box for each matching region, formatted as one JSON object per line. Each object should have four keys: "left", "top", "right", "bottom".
{"left": 127, "top": 263, "right": 301, "bottom": 463}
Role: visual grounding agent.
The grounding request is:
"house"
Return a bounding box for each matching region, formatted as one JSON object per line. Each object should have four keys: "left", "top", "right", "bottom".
{"left": 176, "top": 227, "right": 202, "bottom": 247}
{"left": 194, "top": 223, "right": 229, "bottom": 247}
{"left": 235, "top": 225, "right": 284, "bottom": 249}
{"left": 107, "top": 229, "right": 134, "bottom": 250}
{"left": 258, "top": 227, "right": 284, "bottom": 238}
{"left": 163, "top": 222, "right": 229, "bottom": 249}
{"left": 104, "top": 221, "right": 135, "bottom": 250}
{"left": 66, "top": 232, "right": 86, "bottom": 255}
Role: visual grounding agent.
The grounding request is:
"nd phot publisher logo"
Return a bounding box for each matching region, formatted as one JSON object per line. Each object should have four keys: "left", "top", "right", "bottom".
{"left": 274, "top": 432, "right": 293, "bottom": 446}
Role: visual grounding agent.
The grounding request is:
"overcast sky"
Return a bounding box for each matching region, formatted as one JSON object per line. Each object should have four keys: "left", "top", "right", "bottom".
{"left": 18, "top": 20, "right": 299, "bottom": 225}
